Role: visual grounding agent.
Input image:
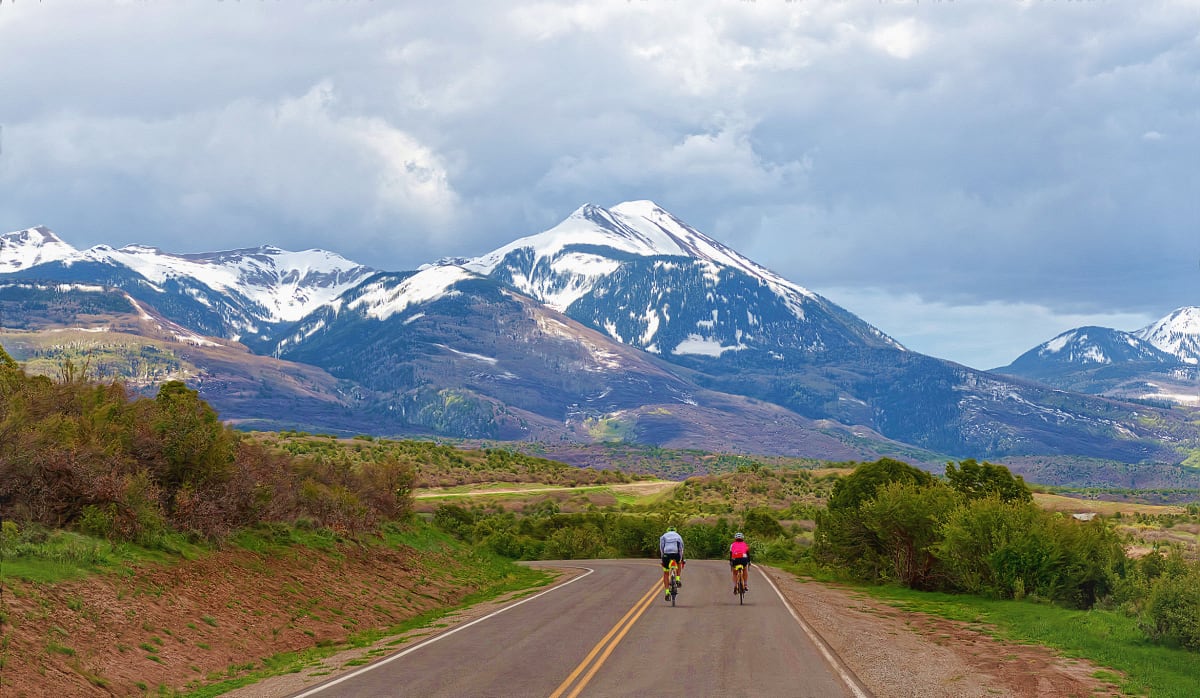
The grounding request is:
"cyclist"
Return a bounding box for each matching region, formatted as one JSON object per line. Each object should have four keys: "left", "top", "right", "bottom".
{"left": 659, "top": 526, "right": 685, "bottom": 600}
{"left": 730, "top": 531, "right": 750, "bottom": 593}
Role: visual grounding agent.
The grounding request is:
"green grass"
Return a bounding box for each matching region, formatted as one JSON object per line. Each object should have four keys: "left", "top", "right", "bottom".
{"left": 415, "top": 484, "right": 611, "bottom": 501}
{"left": 782, "top": 564, "right": 1200, "bottom": 698}
{"left": 377, "top": 521, "right": 457, "bottom": 553}
{"left": 0, "top": 527, "right": 207, "bottom": 584}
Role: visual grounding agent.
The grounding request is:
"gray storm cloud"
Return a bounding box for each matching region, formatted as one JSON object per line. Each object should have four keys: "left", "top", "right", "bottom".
{"left": 1, "top": 0, "right": 1196, "bottom": 369}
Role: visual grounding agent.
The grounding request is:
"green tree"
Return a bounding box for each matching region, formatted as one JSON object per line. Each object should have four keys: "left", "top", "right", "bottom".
{"left": 149, "top": 381, "right": 235, "bottom": 497}
{"left": 858, "top": 481, "right": 960, "bottom": 589}
{"left": 944, "top": 459, "right": 1031, "bottom": 503}
{"left": 1141, "top": 566, "right": 1200, "bottom": 649}
{"left": 741, "top": 509, "right": 786, "bottom": 539}
{"left": 826, "top": 458, "right": 934, "bottom": 512}
{"left": 814, "top": 458, "right": 935, "bottom": 579}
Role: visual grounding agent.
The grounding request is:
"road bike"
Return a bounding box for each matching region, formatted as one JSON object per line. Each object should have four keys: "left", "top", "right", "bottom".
{"left": 667, "top": 559, "right": 681, "bottom": 606}
{"left": 733, "top": 563, "right": 747, "bottom": 605}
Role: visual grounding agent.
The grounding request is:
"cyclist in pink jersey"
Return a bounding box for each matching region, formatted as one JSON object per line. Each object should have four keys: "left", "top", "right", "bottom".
{"left": 729, "top": 532, "right": 750, "bottom": 593}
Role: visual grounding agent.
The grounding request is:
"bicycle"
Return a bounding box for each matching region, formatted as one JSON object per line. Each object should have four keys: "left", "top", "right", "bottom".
{"left": 666, "top": 559, "right": 681, "bottom": 606}
{"left": 733, "top": 563, "right": 747, "bottom": 605}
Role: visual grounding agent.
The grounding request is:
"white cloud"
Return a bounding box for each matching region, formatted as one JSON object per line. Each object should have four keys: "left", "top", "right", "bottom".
{"left": 1, "top": 82, "right": 457, "bottom": 252}
{"left": 871, "top": 19, "right": 928, "bottom": 60}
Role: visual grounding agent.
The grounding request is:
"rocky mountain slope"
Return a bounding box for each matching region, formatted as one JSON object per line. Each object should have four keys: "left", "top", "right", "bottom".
{"left": 3, "top": 207, "right": 1198, "bottom": 469}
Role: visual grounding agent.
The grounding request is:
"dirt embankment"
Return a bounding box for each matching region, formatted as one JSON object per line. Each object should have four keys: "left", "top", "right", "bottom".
{"left": 0, "top": 556, "right": 1125, "bottom": 698}
{"left": 0, "top": 543, "right": 490, "bottom": 697}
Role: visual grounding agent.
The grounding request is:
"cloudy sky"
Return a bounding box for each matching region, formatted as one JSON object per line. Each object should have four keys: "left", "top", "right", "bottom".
{"left": 1, "top": 0, "right": 1197, "bottom": 370}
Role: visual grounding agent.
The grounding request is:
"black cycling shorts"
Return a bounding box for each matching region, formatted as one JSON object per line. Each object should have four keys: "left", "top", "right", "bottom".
{"left": 661, "top": 552, "right": 682, "bottom": 569}
{"left": 730, "top": 556, "right": 750, "bottom": 569}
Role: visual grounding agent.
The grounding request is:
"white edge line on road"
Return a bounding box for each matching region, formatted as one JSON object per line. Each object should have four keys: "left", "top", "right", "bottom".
{"left": 290, "top": 566, "right": 596, "bottom": 698}
{"left": 759, "top": 567, "right": 874, "bottom": 698}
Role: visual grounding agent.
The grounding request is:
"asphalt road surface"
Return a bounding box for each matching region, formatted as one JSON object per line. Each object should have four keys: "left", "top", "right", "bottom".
{"left": 289, "top": 559, "right": 870, "bottom": 698}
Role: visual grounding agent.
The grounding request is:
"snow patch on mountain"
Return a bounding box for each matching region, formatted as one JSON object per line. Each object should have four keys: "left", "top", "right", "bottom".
{"left": 64, "top": 244, "right": 374, "bottom": 324}
{"left": 350, "top": 265, "right": 475, "bottom": 322}
{"left": 439, "top": 344, "right": 499, "bottom": 365}
{"left": 1039, "top": 330, "right": 1111, "bottom": 364}
{"left": 674, "top": 334, "right": 749, "bottom": 357}
{"left": 0, "top": 227, "right": 79, "bottom": 272}
{"left": 1137, "top": 307, "right": 1200, "bottom": 365}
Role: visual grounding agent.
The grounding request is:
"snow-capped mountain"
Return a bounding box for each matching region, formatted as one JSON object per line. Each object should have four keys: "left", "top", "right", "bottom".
{"left": 5, "top": 210, "right": 1200, "bottom": 470}
{"left": 463, "top": 201, "right": 901, "bottom": 360}
{"left": 466, "top": 201, "right": 816, "bottom": 311}
{"left": 996, "top": 311, "right": 1200, "bottom": 404}
{"left": 1135, "top": 307, "right": 1200, "bottom": 365}
{"left": 1008, "top": 327, "right": 1176, "bottom": 372}
{"left": 0, "top": 226, "right": 375, "bottom": 344}
{"left": 0, "top": 227, "right": 77, "bottom": 272}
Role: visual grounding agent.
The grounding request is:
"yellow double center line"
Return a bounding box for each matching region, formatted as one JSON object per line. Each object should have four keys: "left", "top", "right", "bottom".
{"left": 549, "top": 580, "right": 662, "bottom": 698}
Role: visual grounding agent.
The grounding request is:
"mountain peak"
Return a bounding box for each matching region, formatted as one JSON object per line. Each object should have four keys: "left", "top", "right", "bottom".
{"left": 1136, "top": 306, "right": 1200, "bottom": 365}
{"left": 609, "top": 199, "right": 667, "bottom": 217}
{"left": 0, "top": 226, "right": 78, "bottom": 272}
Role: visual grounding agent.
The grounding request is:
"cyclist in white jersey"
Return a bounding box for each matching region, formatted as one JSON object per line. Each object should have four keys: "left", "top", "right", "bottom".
{"left": 659, "top": 526, "right": 685, "bottom": 600}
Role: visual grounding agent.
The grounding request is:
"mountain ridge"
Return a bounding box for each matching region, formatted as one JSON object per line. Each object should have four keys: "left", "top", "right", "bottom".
{"left": 4, "top": 207, "right": 1199, "bottom": 474}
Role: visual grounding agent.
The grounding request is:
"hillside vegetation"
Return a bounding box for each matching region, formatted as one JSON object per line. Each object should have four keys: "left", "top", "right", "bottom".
{"left": 251, "top": 432, "right": 632, "bottom": 489}
{"left": 0, "top": 346, "right": 411, "bottom": 543}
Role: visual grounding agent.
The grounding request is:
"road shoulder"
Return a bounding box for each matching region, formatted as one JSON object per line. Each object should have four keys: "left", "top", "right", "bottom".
{"left": 761, "top": 566, "right": 1123, "bottom": 698}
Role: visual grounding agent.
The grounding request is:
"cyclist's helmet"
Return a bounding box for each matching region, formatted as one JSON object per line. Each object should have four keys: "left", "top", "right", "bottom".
{"left": 734, "top": 532, "right": 745, "bottom": 540}
{"left": 667, "top": 526, "right": 676, "bottom": 532}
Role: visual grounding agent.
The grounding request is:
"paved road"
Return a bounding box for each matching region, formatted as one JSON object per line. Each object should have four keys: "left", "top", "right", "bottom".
{"left": 289, "top": 559, "right": 868, "bottom": 698}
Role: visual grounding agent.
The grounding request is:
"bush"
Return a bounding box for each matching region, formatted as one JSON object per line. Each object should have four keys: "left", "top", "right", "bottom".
{"left": 1142, "top": 569, "right": 1200, "bottom": 650}
{"left": 859, "top": 481, "right": 960, "bottom": 590}
{"left": 814, "top": 458, "right": 936, "bottom": 580}
{"left": 938, "top": 498, "right": 1122, "bottom": 608}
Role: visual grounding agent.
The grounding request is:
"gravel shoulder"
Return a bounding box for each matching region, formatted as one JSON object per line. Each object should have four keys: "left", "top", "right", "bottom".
{"left": 760, "top": 566, "right": 1123, "bottom": 698}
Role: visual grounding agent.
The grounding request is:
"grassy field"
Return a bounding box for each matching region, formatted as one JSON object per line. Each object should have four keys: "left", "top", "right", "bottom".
{"left": 1034, "top": 492, "right": 1187, "bottom": 517}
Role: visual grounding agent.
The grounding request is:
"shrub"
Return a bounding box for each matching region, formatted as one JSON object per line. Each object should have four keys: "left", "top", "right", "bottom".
{"left": 1141, "top": 568, "right": 1200, "bottom": 650}
{"left": 814, "top": 458, "right": 935, "bottom": 579}
{"left": 858, "top": 481, "right": 960, "bottom": 589}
